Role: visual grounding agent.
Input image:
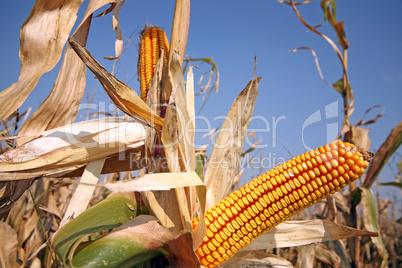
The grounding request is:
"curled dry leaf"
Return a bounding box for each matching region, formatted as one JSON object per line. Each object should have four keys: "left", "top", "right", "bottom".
{"left": 69, "top": 37, "right": 164, "bottom": 131}
{"left": 144, "top": 50, "right": 165, "bottom": 163}
{"left": 283, "top": 0, "right": 346, "bottom": 76}
{"left": 143, "top": 51, "right": 197, "bottom": 235}
{"left": 343, "top": 105, "right": 386, "bottom": 152}
{"left": 221, "top": 250, "right": 292, "bottom": 268}
{"left": 333, "top": 192, "right": 350, "bottom": 214}
{"left": 39, "top": 192, "right": 62, "bottom": 220}
{"left": 205, "top": 77, "right": 260, "bottom": 209}
{"left": 325, "top": 240, "right": 350, "bottom": 268}
{"left": 163, "top": 50, "right": 195, "bottom": 172}
{"left": 0, "top": 222, "right": 19, "bottom": 268}
{"left": 243, "top": 219, "right": 378, "bottom": 251}
{"left": 315, "top": 243, "right": 341, "bottom": 268}
{"left": 112, "top": 0, "right": 124, "bottom": 59}
{"left": 169, "top": 0, "right": 190, "bottom": 67}
{"left": 0, "top": 117, "right": 145, "bottom": 180}
{"left": 103, "top": 0, "right": 124, "bottom": 61}
{"left": 289, "top": 46, "right": 335, "bottom": 90}
{"left": 59, "top": 158, "right": 106, "bottom": 228}
{"left": 360, "top": 188, "right": 388, "bottom": 265}
{"left": 363, "top": 121, "right": 402, "bottom": 188}
{"left": 0, "top": 0, "right": 120, "bottom": 219}
{"left": 186, "top": 66, "right": 196, "bottom": 129}
{"left": 183, "top": 58, "right": 220, "bottom": 115}
{"left": 143, "top": 102, "right": 190, "bottom": 234}
{"left": 17, "top": 0, "right": 118, "bottom": 145}
{"left": 355, "top": 105, "right": 385, "bottom": 127}
{"left": 344, "top": 125, "right": 371, "bottom": 151}
{"left": 162, "top": 103, "right": 181, "bottom": 172}
{"left": 0, "top": 0, "right": 84, "bottom": 121}
{"left": 0, "top": 179, "right": 33, "bottom": 220}
{"left": 323, "top": 5, "right": 349, "bottom": 49}
{"left": 0, "top": 221, "right": 20, "bottom": 268}
{"left": 298, "top": 244, "right": 315, "bottom": 268}
{"left": 185, "top": 66, "right": 199, "bottom": 222}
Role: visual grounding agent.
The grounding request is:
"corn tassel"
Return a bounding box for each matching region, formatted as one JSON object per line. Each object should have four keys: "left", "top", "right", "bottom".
{"left": 138, "top": 26, "right": 169, "bottom": 101}
{"left": 192, "top": 140, "right": 370, "bottom": 267}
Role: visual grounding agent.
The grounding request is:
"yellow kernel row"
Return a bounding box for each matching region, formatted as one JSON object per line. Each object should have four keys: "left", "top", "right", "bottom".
{"left": 193, "top": 140, "right": 370, "bottom": 267}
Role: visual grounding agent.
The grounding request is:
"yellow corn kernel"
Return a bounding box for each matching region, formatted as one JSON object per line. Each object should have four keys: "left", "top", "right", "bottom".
{"left": 138, "top": 26, "right": 169, "bottom": 102}
{"left": 193, "top": 141, "right": 371, "bottom": 267}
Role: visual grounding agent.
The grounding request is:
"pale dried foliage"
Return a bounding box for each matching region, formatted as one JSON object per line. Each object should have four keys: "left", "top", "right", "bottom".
{"left": 0, "top": 0, "right": 400, "bottom": 268}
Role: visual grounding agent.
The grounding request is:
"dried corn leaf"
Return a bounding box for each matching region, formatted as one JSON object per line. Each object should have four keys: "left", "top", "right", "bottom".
{"left": 104, "top": 171, "right": 203, "bottom": 192}
{"left": 325, "top": 240, "right": 350, "bottom": 268}
{"left": 315, "top": 243, "right": 341, "bottom": 268}
{"left": 183, "top": 58, "right": 220, "bottom": 94}
{"left": 221, "top": 251, "right": 292, "bottom": 268}
{"left": 297, "top": 244, "right": 315, "bottom": 268}
{"left": 20, "top": 209, "right": 39, "bottom": 245}
{"left": 63, "top": 147, "right": 144, "bottom": 177}
{"left": 355, "top": 105, "right": 385, "bottom": 127}
{"left": 360, "top": 188, "right": 388, "bottom": 267}
{"left": 333, "top": 192, "right": 350, "bottom": 214}
{"left": 17, "top": 0, "right": 117, "bottom": 145}
{"left": 343, "top": 125, "right": 371, "bottom": 151}
{"left": 59, "top": 158, "right": 106, "bottom": 227}
{"left": 0, "top": 222, "right": 19, "bottom": 268}
{"left": 0, "top": 117, "right": 145, "bottom": 180}
{"left": 162, "top": 103, "right": 180, "bottom": 172}
{"left": 144, "top": 50, "right": 165, "bottom": 161}
{"left": 363, "top": 121, "right": 402, "bottom": 188}
{"left": 0, "top": 0, "right": 84, "bottom": 121}
{"left": 289, "top": 47, "right": 335, "bottom": 91}
{"left": 112, "top": 0, "right": 124, "bottom": 59}
{"left": 169, "top": 0, "right": 190, "bottom": 67}
{"left": 243, "top": 219, "right": 378, "bottom": 250}
{"left": 145, "top": 51, "right": 196, "bottom": 234}
{"left": 142, "top": 103, "right": 183, "bottom": 233}
{"left": 185, "top": 66, "right": 198, "bottom": 221}
{"left": 205, "top": 77, "right": 260, "bottom": 209}
{"left": 163, "top": 51, "right": 195, "bottom": 172}
{"left": 143, "top": 102, "right": 186, "bottom": 233}
{"left": 39, "top": 192, "right": 62, "bottom": 220}
{"left": 170, "top": 51, "right": 195, "bottom": 172}
{"left": 1, "top": 1, "right": 118, "bottom": 217}
{"left": 142, "top": 189, "right": 183, "bottom": 233}
{"left": 186, "top": 66, "right": 196, "bottom": 130}
{"left": 69, "top": 38, "right": 164, "bottom": 130}
{"left": 141, "top": 151, "right": 203, "bottom": 236}
{"left": 284, "top": 1, "right": 346, "bottom": 81}
{"left": 0, "top": 179, "right": 33, "bottom": 220}
{"left": 191, "top": 184, "right": 206, "bottom": 251}
{"left": 104, "top": 0, "right": 124, "bottom": 61}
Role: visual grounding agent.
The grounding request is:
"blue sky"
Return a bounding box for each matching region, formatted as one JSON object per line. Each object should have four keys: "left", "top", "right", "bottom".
{"left": 0, "top": 1, "right": 401, "bottom": 208}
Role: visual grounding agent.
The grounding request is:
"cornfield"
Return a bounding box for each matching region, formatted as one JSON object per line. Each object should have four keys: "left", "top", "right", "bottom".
{"left": 0, "top": 1, "right": 401, "bottom": 268}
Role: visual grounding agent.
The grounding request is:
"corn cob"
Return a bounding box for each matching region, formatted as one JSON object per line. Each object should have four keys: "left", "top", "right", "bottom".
{"left": 138, "top": 26, "right": 170, "bottom": 102}
{"left": 192, "top": 140, "right": 370, "bottom": 267}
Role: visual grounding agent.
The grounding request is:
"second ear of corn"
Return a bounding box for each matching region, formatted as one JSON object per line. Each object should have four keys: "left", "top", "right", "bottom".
{"left": 138, "top": 26, "right": 170, "bottom": 102}
{"left": 192, "top": 140, "right": 370, "bottom": 267}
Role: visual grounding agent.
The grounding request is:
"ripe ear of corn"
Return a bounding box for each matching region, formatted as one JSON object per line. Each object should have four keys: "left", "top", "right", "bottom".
{"left": 138, "top": 26, "right": 170, "bottom": 102}
{"left": 192, "top": 140, "right": 370, "bottom": 267}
